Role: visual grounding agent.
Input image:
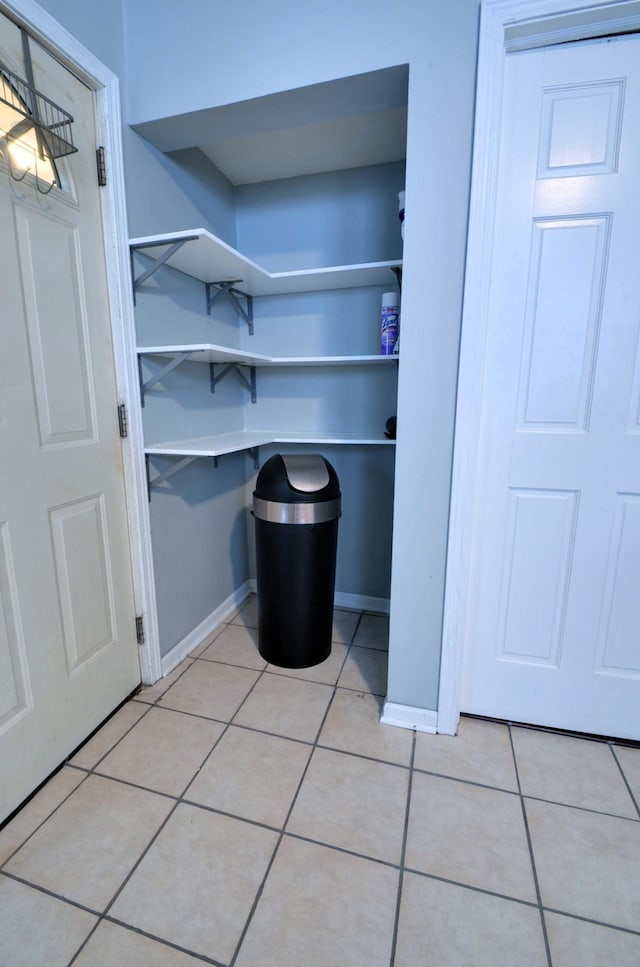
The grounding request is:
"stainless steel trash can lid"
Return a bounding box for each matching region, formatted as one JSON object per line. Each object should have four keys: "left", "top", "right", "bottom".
{"left": 253, "top": 454, "right": 340, "bottom": 504}
{"left": 279, "top": 454, "right": 328, "bottom": 492}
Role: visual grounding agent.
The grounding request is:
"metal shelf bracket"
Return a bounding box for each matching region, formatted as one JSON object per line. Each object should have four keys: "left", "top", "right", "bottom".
{"left": 147, "top": 455, "right": 198, "bottom": 496}
{"left": 146, "top": 448, "right": 256, "bottom": 498}
{"left": 209, "top": 362, "right": 257, "bottom": 403}
{"left": 206, "top": 281, "right": 254, "bottom": 335}
{"left": 130, "top": 236, "right": 199, "bottom": 304}
{"left": 139, "top": 350, "right": 193, "bottom": 406}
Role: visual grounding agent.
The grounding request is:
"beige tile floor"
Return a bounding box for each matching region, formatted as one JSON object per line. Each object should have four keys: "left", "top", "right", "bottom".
{"left": 1, "top": 596, "right": 640, "bottom": 966}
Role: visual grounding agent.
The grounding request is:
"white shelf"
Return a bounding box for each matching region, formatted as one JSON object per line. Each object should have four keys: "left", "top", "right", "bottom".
{"left": 137, "top": 343, "right": 398, "bottom": 367}
{"left": 276, "top": 432, "right": 395, "bottom": 445}
{"left": 130, "top": 228, "right": 401, "bottom": 296}
{"left": 145, "top": 430, "right": 395, "bottom": 458}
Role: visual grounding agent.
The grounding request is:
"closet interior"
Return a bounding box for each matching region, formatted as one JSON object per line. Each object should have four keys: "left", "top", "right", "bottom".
{"left": 130, "top": 65, "right": 408, "bottom": 665}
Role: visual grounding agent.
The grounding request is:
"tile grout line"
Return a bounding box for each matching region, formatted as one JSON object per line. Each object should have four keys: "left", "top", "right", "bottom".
{"left": 135, "top": 646, "right": 205, "bottom": 706}
{"left": 0, "top": 868, "right": 101, "bottom": 917}
{"left": 0, "top": 689, "right": 157, "bottom": 862}
{"left": 520, "top": 791, "right": 640, "bottom": 824}
{"left": 2, "top": 690, "right": 193, "bottom": 966}
{"left": 71, "top": 702, "right": 155, "bottom": 775}
{"left": 228, "top": 625, "right": 356, "bottom": 967}
{"left": 400, "top": 865, "right": 545, "bottom": 909}
{"left": 0, "top": 769, "right": 93, "bottom": 871}
{"left": 507, "top": 724, "right": 553, "bottom": 967}
{"left": 65, "top": 611, "right": 270, "bottom": 966}
{"left": 388, "top": 728, "right": 416, "bottom": 966}
{"left": 1, "top": 869, "right": 129, "bottom": 967}
{"left": 608, "top": 743, "right": 640, "bottom": 820}
{"left": 67, "top": 907, "right": 224, "bottom": 967}
{"left": 65, "top": 799, "right": 182, "bottom": 964}
{"left": 350, "top": 609, "right": 365, "bottom": 644}
{"left": 66, "top": 710, "right": 234, "bottom": 966}
{"left": 195, "top": 646, "right": 385, "bottom": 677}
{"left": 229, "top": 649, "right": 349, "bottom": 967}
{"left": 276, "top": 828, "right": 407, "bottom": 873}
{"left": 1, "top": 689, "right": 157, "bottom": 856}
{"left": 403, "top": 760, "right": 640, "bottom": 823}
{"left": 314, "top": 736, "right": 411, "bottom": 772}
{"left": 411, "top": 765, "right": 522, "bottom": 796}
{"left": 66, "top": 634, "right": 257, "bottom": 967}
{"left": 539, "top": 905, "right": 640, "bottom": 937}
{"left": 98, "top": 917, "right": 225, "bottom": 966}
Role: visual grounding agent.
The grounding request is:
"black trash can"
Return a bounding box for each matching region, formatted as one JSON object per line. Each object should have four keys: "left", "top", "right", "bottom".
{"left": 253, "top": 453, "right": 341, "bottom": 668}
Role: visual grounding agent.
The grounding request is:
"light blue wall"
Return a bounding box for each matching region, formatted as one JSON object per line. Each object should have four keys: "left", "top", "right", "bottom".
{"left": 125, "top": 142, "right": 237, "bottom": 242}
{"left": 149, "top": 453, "right": 250, "bottom": 657}
{"left": 235, "top": 162, "right": 405, "bottom": 271}
{"left": 32, "top": 0, "right": 126, "bottom": 76}
{"left": 122, "top": 0, "right": 481, "bottom": 711}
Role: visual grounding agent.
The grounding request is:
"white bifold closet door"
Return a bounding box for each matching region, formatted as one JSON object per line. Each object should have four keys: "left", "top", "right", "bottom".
{"left": 461, "top": 34, "right": 640, "bottom": 740}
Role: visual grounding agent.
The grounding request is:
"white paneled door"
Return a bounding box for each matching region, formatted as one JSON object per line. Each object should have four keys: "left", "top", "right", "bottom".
{"left": 461, "top": 35, "right": 640, "bottom": 739}
{"left": 0, "top": 15, "right": 139, "bottom": 821}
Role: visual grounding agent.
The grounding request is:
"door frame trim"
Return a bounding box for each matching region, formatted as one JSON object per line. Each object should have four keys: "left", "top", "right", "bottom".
{"left": 1, "top": 0, "right": 161, "bottom": 682}
{"left": 438, "top": 0, "right": 640, "bottom": 735}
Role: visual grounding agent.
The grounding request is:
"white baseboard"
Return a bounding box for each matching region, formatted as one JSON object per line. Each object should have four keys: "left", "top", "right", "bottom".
{"left": 248, "top": 580, "right": 389, "bottom": 616}
{"left": 160, "top": 580, "right": 253, "bottom": 676}
{"left": 380, "top": 701, "right": 438, "bottom": 733}
{"left": 161, "top": 581, "right": 389, "bottom": 680}
{"left": 334, "top": 591, "right": 390, "bottom": 614}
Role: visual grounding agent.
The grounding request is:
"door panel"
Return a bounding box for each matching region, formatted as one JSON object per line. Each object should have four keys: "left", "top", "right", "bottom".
{"left": 0, "top": 523, "right": 31, "bottom": 732}
{"left": 496, "top": 488, "right": 577, "bottom": 667}
{"left": 461, "top": 36, "right": 640, "bottom": 738}
{"left": 537, "top": 80, "right": 624, "bottom": 178}
{"left": 518, "top": 215, "right": 609, "bottom": 430}
{"left": 49, "top": 495, "right": 117, "bottom": 673}
{"left": 14, "top": 203, "right": 96, "bottom": 446}
{"left": 0, "top": 14, "right": 139, "bottom": 820}
{"left": 595, "top": 494, "right": 640, "bottom": 677}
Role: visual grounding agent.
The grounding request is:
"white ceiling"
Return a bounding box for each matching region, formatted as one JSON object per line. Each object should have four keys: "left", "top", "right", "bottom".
{"left": 199, "top": 105, "right": 407, "bottom": 185}
{"left": 133, "top": 65, "right": 408, "bottom": 185}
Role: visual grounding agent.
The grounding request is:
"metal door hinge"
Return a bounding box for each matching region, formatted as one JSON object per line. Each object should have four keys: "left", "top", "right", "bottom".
{"left": 136, "top": 615, "right": 145, "bottom": 645}
{"left": 96, "top": 146, "right": 107, "bottom": 186}
{"left": 117, "top": 403, "right": 128, "bottom": 438}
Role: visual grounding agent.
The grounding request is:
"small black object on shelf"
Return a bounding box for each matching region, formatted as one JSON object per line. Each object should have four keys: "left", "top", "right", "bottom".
{"left": 385, "top": 416, "right": 397, "bottom": 440}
